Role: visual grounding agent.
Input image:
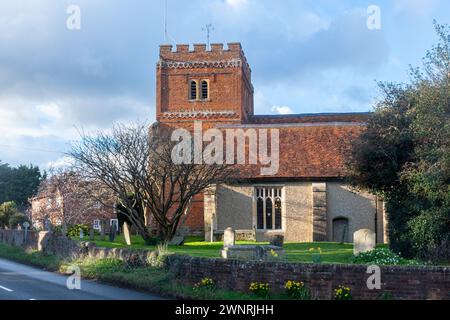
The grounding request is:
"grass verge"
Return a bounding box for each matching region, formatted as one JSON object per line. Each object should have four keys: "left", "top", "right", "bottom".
{"left": 0, "top": 243, "right": 267, "bottom": 300}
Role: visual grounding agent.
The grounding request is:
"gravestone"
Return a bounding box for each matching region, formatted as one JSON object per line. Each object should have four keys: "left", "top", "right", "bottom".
{"left": 353, "top": 229, "right": 376, "bottom": 255}
{"left": 123, "top": 222, "right": 131, "bottom": 246}
{"left": 79, "top": 229, "right": 84, "bottom": 240}
{"left": 223, "top": 227, "right": 235, "bottom": 248}
{"left": 169, "top": 236, "right": 185, "bottom": 246}
{"left": 109, "top": 221, "right": 117, "bottom": 242}
{"left": 269, "top": 235, "right": 284, "bottom": 248}
{"left": 254, "top": 246, "right": 266, "bottom": 260}
{"left": 100, "top": 220, "right": 106, "bottom": 241}
{"left": 89, "top": 228, "right": 95, "bottom": 241}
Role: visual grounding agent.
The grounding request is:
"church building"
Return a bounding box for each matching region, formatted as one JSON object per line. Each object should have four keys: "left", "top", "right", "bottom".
{"left": 156, "top": 43, "right": 387, "bottom": 244}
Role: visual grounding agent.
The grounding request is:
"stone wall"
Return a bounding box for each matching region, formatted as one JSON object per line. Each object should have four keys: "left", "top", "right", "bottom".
{"left": 167, "top": 255, "right": 450, "bottom": 300}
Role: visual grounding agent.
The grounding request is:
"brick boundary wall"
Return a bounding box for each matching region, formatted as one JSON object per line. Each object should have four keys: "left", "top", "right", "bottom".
{"left": 1, "top": 229, "right": 449, "bottom": 300}
{"left": 166, "top": 255, "right": 450, "bottom": 300}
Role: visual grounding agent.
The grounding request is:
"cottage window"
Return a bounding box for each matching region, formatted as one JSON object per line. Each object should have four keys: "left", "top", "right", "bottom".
{"left": 189, "top": 80, "right": 198, "bottom": 100}
{"left": 93, "top": 219, "right": 101, "bottom": 231}
{"left": 255, "top": 187, "right": 283, "bottom": 230}
{"left": 201, "top": 80, "right": 209, "bottom": 100}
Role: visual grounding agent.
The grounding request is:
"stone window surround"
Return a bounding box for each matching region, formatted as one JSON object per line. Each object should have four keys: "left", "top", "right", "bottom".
{"left": 188, "top": 78, "right": 210, "bottom": 102}
{"left": 252, "top": 184, "right": 286, "bottom": 233}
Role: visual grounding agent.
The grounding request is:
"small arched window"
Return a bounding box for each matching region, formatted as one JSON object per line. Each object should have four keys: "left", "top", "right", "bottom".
{"left": 201, "top": 80, "right": 209, "bottom": 100}
{"left": 189, "top": 80, "right": 198, "bottom": 100}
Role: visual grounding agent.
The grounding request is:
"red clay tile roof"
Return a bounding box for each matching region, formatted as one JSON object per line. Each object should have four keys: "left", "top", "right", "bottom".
{"left": 249, "top": 112, "right": 370, "bottom": 125}
{"left": 219, "top": 113, "right": 369, "bottom": 180}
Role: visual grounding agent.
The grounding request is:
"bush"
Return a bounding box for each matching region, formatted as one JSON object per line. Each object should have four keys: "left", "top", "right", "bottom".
{"left": 334, "top": 285, "right": 352, "bottom": 300}
{"left": 249, "top": 282, "right": 270, "bottom": 299}
{"left": 351, "top": 248, "right": 419, "bottom": 266}
{"left": 0, "top": 201, "right": 19, "bottom": 228}
{"left": 408, "top": 209, "right": 450, "bottom": 262}
{"left": 309, "top": 247, "right": 322, "bottom": 264}
{"left": 8, "top": 212, "right": 29, "bottom": 229}
{"left": 67, "top": 224, "right": 90, "bottom": 238}
{"left": 193, "top": 278, "right": 216, "bottom": 297}
{"left": 284, "top": 280, "right": 311, "bottom": 300}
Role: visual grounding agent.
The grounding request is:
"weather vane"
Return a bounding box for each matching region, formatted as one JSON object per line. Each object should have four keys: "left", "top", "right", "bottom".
{"left": 202, "top": 24, "right": 214, "bottom": 49}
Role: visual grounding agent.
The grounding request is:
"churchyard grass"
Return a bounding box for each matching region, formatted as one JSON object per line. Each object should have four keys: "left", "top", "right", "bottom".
{"left": 79, "top": 235, "right": 384, "bottom": 264}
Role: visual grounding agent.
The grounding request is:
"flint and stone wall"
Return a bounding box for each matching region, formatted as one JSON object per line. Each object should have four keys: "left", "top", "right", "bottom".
{"left": 208, "top": 181, "right": 385, "bottom": 243}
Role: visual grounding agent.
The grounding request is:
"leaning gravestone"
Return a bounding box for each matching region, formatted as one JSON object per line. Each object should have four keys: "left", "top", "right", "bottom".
{"left": 353, "top": 229, "right": 376, "bottom": 256}
{"left": 123, "top": 222, "right": 131, "bottom": 246}
{"left": 109, "top": 221, "right": 117, "bottom": 242}
{"left": 169, "top": 236, "right": 185, "bottom": 246}
{"left": 223, "top": 227, "right": 235, "bottom": 248}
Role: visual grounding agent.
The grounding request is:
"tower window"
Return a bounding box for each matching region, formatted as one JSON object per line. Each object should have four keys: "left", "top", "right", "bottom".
{"left": 189, "top": 80, "right": 198, "bottom": 100}
{"left": 201, "top": 80, "right": 209, "bottom": 100}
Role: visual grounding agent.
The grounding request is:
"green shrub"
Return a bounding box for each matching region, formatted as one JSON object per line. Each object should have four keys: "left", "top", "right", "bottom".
{"left": 8, "top": 212, "right": 29, "bottom": 229}
{"left": 284, "top": 280, "right": 311, "bottom": 300}
{"left": 193, "top": 278, "right": 216, "bottom": 298}
{"left": 249, "top": 282, "right": 270, "bottom": 299}
{"left": 351, "top": 248, "right": 419, "bottom": 266}
{"left": 67, "top": 224, "right": 90, "bottom": 238}
{"left": 334, "top": 285, "right": 352, "bottom": 300}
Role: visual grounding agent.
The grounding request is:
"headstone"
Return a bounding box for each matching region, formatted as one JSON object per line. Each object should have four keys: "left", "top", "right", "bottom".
{"left": 89, "top": 228, "right": 95, "bottom": 241}
{"left": 269, "top": 235, "right": 284, "bottom": 248}
{"left": 100, "top": 220, "right": 106, "bottom": 241}
{"left": 353, "top": 229, "right": 376, "bottom": 255}
{"left": 223, "top": 227, "right": 235, "bottom": 248}
{"left": 123, "top": 222, "right": 131, "bottom": 246}
{"left": 169, "top": 236, "right": 185, "bottom": 246}
{"left": 109, "top": 221, "right": 117, "bottom": 242}
{"left": 254, "top": 246, "right": 266, "bottom": 260}
{"left": 79, "top": 229, "right": 84, "bottom": 240}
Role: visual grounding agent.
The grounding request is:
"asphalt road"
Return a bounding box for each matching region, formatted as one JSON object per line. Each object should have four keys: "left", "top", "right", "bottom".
{"left": 0, "top": 258, "right": 164, "bottom": 300}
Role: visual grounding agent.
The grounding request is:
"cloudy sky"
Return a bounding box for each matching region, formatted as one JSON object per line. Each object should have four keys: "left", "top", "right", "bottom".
{"left": 0, "top": 0, "right": 449, "bottom": 169}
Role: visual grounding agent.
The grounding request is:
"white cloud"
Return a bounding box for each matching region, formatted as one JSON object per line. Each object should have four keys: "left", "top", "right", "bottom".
{"left": 225, "top": 0, "right": 248, "bottom": 10}
{"left": 271, "top": 105, "right": 293, "bottom": 115}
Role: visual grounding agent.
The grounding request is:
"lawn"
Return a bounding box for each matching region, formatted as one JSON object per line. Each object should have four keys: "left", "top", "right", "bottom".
{"left": 79, "top": 234, "right": 365, "bottom": 264}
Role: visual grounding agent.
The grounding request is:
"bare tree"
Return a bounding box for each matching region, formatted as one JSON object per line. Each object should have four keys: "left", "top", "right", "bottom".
{"left": 69, "top": 122, "right": 234, "bottom": 242}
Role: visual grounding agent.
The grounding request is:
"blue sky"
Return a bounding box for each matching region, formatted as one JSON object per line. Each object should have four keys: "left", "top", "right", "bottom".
{"left": 0, "top": 0, "right": 449, "bottom": 169}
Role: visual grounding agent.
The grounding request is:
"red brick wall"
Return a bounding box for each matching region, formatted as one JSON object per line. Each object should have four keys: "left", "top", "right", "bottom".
{"left": 168, "top": 256, "right": 450, "bottom": 300}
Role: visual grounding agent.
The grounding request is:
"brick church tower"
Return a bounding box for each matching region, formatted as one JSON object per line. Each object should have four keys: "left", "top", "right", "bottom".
{"left": 156, "top": 43, "right": 254, "bottom": 128}
{"left": 154, "top": 43, "right": 254, "bottom": 234}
